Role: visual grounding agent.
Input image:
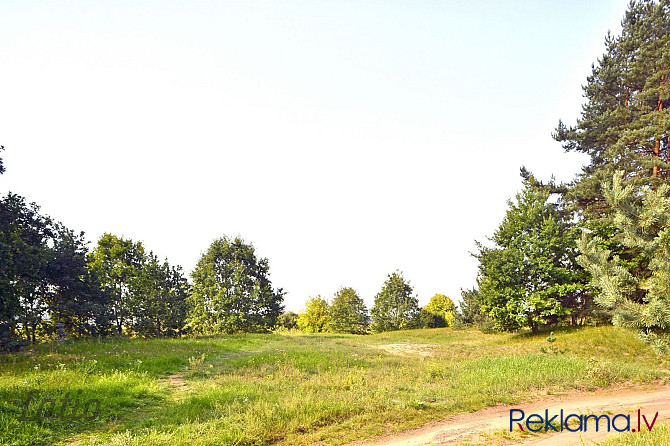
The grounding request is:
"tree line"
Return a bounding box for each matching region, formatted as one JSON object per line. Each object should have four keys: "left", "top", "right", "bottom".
{"left": 0, "top": 189, "right": 194, "bottom": 350}
{"left": 0, "top": 172, "right": 457, "bottom": 349}
{"left": 284, "top": 273, "right": 457, "bottom": 334}
{"left": 0, "top": 138, "right": 459, "bottom": 346}
{"left": 465, "top": 0, "right": 670, "bottom": 353}
{"left": 0, "top": 173, "right": 288, "bottom": 349}
{"left": 4, "top": 0, "right": 670, "bottom": 352}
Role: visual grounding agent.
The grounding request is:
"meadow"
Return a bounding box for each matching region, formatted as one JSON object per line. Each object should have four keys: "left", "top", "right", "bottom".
{"left": 0, "top": 326, "right": 667, "bottom": 446}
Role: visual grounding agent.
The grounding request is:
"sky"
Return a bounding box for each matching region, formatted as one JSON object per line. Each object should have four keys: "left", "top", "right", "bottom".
{"left": 1, "top": 0, "right": 631, "bottom": 312}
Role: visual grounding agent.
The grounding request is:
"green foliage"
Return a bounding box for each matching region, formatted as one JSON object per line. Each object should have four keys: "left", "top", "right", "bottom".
{"left": 554, "top": 0, "right": 670, "bottom": 219}
{"left": 43, "top": 224, "right": 112, "bottom": 339}
{"left": 475, "top": 180, "right": 588, "bottom": 332}
{"left": 276, "top": 311, "right": 299, "bottom": 330}
{"left": 418, "top": 294, "right": 456, "bottom": 329}
{"left": 553, "top": 1, "right": 670, "bottom": 332}
{"left": 188, "top": 235, "right": 284, "bottom": 334}
{"left": 539, "top": 332, "right": 565, "bottom": 355}
{"left": 86, "top": 234, "right": 191, "bottom": 338}
{"left": 0, "top": 193, "right": 52, "bottom": 345}
{"left": 132, "top": 252, "right": 190, "bottom": 337}
{"left": 88, "top": 234, "right": 190, "bottom": 338}
{"left": 423, "top": 294, "right": 455, "bottom": 327}
{"left": 327, "top": 287, "right": 369, "bottom": 334}
{"left": 454, "top": 287, "right": 484, "bottom": 327}
{"left": 0, "top": 157, "right": 268, "bottom": 344}
{"left": 88, "top": 234, "right": 146, "bottom": 335}
{"left": 371, "top": 270, "right": 419, "bottom": 332}
{"left": 0, "top": 145, "right": 5, "bottom": 175}
{"left": 417, "top": 308, "right": 447, "bottom": 328}
{"left": 297, "top": 296, "right": 330, "bottom": 333}
{"left": 578, "top": 171, "right": 670, "bottom": 354}
{"left": 1, "top": 195, "right": 126, "bottom": 347}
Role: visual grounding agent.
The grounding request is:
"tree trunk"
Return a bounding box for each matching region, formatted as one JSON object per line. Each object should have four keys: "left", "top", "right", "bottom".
{"left": 654, "top": 70, "right": 665, "bottom": 178}
{"left": 654, "top": 139, "right": 660, "bottom": 177}
{"left": 625, "top": 87, "right": 629, "bottom": 107}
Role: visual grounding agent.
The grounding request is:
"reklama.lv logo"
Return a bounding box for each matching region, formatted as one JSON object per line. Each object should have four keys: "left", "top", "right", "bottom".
{"left": 510, "top": 409, "right": 659, "bottom": 433}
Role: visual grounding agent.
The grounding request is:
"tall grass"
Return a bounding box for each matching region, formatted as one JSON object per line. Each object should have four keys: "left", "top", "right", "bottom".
{"left": 0, "top": 326, "right": 666, "bottom": 445}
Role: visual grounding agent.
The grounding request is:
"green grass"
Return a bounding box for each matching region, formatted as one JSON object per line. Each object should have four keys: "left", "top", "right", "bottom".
{"left": 599, "top": 422, "right": 670, "bottom": 445}
{"left": 0, "top": 326, "right": 667, "bottom": 445}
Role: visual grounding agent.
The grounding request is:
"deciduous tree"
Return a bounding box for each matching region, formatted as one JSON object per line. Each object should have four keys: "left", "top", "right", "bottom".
{"left": 371, "top": 271, "right": 419, "bottom": 332}
{"left": 188, "top": 236, "right": 284, "bottom": 333}
{"left": 327, "top": 287, "right": 369, "bottom": 334}
{"left": 276, "top": 311, "right": 299, "bottom": 330}
{"left": 88, "top": 234, "right": 146, "bottom": 335}
{"left": 132, "top": 252, "right": 189, "bottom": 337}
{"left": 475, "top": 180, "right": 587, "bottom": 332}
{"left": 423, "top": 293, "right": 456, "bottom": 327}
{"left": 297, "top": 296, "right": 330, "bottom": 333}
{"left": 0, "top": 193, "right": 52, "bottom": 345}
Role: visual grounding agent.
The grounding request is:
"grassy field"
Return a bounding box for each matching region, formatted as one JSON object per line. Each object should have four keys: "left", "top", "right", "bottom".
{"left": 0, "top": 326, "right": 667, "bottom": 446}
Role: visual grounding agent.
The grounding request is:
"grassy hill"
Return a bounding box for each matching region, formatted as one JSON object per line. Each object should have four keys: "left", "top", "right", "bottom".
{"left": 0, "top": 326, "right": 667, "bottom": 445}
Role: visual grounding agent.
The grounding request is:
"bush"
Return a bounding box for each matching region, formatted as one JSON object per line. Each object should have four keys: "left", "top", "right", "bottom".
{"left": 0, "top": 323, "right": 28, "bottom": 353}
{"left": 417, "top": 308, "right": 447, "bottom": 328}
{"left": 276, "top": 312, "right": 299, "bottom": 330}
{"left": 297, "top": 296, "right": 330, "bottom": 333}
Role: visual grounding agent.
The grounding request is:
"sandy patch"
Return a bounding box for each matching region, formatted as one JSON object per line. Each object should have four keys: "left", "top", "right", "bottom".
{"left": 371, "top": 344, "right": 437, "bottom": 357}
{"left": 352, "top": 385, "right": 670, "bottom": 446}
{"left": 166, "top": 373, "right": 189, "bottom": 391}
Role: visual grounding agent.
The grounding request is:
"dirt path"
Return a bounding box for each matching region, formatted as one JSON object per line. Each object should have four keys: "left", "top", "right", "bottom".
{"left": 354, "top": 386, "right": 670, "bottom": 446}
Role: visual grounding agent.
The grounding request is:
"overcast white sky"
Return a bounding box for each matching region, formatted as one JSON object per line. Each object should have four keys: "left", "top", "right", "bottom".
{"left": 1, "top": 0, "right": 630, "bottom": 312}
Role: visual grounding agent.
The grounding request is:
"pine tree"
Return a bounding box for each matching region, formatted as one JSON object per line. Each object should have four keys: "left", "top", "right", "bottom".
{"left": 554, "top": 0, "right": 670, "bottom": 336}
{"left": 44, "top": 224, "right": 112, "bottom": 338}
{"left": 554, "top": 0, "right": 670, "bottom": 218}
{"left": 578, "top": 171, "right": 670, "bottom": 353}
{"left": 0, "top": 145, "right": 5, "bottom": 175}
{"left": 454, "top": 288, "right": 483, "bottom": 326}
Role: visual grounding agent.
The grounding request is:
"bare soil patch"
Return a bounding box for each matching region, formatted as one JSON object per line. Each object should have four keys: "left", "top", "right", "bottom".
{"left": 353, "top": 385, "right": 670, "bottom": 446}
{"left": 166, "top": 373, "right": 188, "bottom": 391}
{"left": 371, "top": 344, "right": 437, "bottom": 357}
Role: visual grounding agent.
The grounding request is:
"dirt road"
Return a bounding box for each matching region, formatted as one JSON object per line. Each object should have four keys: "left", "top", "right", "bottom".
{"left": 354, "top": 386, "right": 670, "bottom": 445}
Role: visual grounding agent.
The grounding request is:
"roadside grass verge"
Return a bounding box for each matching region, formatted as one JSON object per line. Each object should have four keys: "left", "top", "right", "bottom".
{"left": 0, "top": 326, "right": 666, "bottom": 445}
{"left": 598, "top": 421, "right": 670, "bottom": 445}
